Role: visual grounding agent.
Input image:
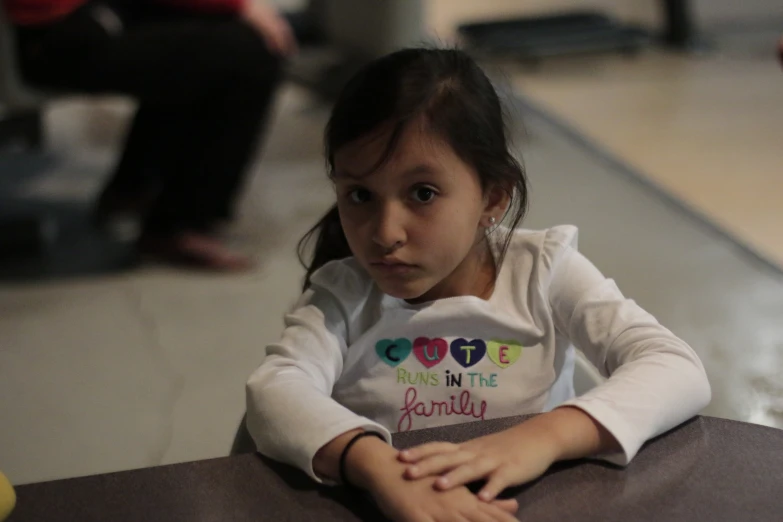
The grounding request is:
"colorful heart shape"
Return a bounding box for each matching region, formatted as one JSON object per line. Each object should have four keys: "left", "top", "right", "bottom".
{"left": 450, "top": 338, "right": 487, "bottom": 368}
{"left": 487, "top": 340, "right": 523, "bottom": 369}
{"left": 413, "top": 337, "right": 448, "bottom": 368}
{"left": 376, "top": 338, "right": 412, "bottom": 367}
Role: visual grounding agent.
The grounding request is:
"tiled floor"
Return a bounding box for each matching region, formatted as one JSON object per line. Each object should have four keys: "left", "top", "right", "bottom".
{"left": 1, "top": 27, "right": 782, "bottom": 487}
{"left": 510, "top": 24, "right": 783, "bottom": 269}
{"left": 0, "top": 89, "right": 335, "bottom": 484}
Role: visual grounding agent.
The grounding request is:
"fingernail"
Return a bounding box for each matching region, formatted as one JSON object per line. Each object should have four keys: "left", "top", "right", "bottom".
{"left": 479, "top": 491, "right": 491, "bottom": 501}
{"left": 408, "top": 466, "right": 418, "bottom": 477}
{"left": 437, "top": 477, "right": 449, "bottom": 487}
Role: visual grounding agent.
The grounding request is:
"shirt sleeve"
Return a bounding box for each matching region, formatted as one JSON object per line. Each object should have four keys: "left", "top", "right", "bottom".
{"left": 543, "top": 226, "right": 711, "bottom": 465}
{"left": 245, "top": 262, "right": 391, "bottom": 483}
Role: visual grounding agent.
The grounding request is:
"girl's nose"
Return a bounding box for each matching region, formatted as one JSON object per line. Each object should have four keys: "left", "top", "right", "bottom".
{"left": 371, "top": 203, "right": 407, "bottom": 252}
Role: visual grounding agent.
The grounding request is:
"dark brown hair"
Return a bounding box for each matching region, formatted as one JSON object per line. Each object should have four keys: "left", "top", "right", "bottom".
{"left": 298, "top": 48, "right": 528, "bottom": 290}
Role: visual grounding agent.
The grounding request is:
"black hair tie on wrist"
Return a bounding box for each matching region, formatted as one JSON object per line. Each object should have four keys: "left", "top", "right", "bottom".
{"left": 339, "top": 431, "right": 386, "bottom": 488}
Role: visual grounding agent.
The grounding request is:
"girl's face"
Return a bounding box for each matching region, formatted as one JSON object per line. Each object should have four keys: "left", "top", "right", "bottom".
{"left": 334, "top": 120, "right": 506, "bottom": 303}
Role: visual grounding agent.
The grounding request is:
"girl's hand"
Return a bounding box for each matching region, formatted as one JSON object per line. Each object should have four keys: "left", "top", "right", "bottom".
{"left": 337, "top": 432, "right": 519, "bottom": 522}
{"left": 398, "top": 408, "right": 620, "bottom": 501}
{"left": 367, "top": 471, "right": 520, "bottom": 522}
{"left": 399, "top": 430, "right": 559, "bottom": 502}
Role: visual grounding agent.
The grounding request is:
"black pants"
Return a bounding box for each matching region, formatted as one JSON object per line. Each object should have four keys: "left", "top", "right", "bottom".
{"left": 15, "top": 1, "right": 283, "bottom": 235}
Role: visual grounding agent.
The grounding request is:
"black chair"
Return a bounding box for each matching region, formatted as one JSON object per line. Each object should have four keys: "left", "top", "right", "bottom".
{"left": 457, "top": 0, "right": 700, "bottom": 64}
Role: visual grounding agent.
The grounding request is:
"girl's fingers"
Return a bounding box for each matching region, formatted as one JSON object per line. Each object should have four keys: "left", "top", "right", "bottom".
{"left": 435, "top": 458, "right": 498, "bottom": 490}
{"left": 398, "top": 442, "right": 460, "bottom": 463}
{"left": 468, "top": 498, "right": 519, "bottom": 522}
{"left": 490, "top": 498, "right": 519, "bottom": 514}
{"left": 482, "top": 501, "right": 520, "bottom": 522}
{"left": 405, "top": 451, "right": 475, "bottom": 479}
{"left": 466, "top": 508, "right": 495, "bottom": 522}
{"left": 478, "top": 468, "right": 515, "bottom": 502}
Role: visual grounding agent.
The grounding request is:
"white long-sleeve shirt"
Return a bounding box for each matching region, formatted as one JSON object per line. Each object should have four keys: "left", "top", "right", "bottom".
{"left": 246, "top": 225, "right": 711, "bottom": 482}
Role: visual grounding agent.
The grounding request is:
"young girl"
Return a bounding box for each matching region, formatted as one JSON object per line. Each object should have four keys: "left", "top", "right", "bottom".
{"left": 246, "top": 48, "right": 711, "bottom": 522}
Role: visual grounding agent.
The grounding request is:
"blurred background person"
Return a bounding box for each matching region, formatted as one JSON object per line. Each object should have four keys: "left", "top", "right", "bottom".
{"left": 3, "top": 0, "right": 297, "bottom": 270}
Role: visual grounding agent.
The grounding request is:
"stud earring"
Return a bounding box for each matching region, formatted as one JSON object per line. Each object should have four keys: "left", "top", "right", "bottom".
{"left": 488, "top": 216, "right": 496, "bottom": 225}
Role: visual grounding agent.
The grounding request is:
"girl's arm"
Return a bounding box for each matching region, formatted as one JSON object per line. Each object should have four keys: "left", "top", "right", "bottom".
{"left": 245, "top": 285, "right": 393, "bottom": 483}
{"left": 313, "top": 428, "right": 396, "bottom": 483}
{"left": 399, "top": 226, "right": 711, "bottom": 499}
{"left": 546, "top": 229, "right": 711, "bottom": 464}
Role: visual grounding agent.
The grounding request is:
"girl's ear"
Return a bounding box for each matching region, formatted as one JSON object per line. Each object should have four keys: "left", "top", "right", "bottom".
{"left": 482, "top": 181, "right": 512, "bottom": 224}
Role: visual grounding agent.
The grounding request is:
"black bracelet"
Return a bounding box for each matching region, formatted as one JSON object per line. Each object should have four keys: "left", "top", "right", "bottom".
{"left": 339, "top": 431, "right": 386, "bottom": 488}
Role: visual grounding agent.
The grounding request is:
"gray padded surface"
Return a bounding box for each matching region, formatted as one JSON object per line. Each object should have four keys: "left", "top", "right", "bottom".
{"left": 10, "top": 415, "right": 783, "bottom": 521}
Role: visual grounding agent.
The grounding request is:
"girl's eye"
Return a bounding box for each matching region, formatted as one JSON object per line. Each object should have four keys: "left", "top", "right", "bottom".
{"left": 413, "top": 187, "right": 437, "bottom": 203}
{"left": 349, "top": 188, "right": 371, "bottom": 204}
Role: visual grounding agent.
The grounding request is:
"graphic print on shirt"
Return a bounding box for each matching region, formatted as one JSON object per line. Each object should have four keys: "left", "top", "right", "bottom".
{"left": 374, "top": 336, "right": 524, "bottom": 432}
{"left": 375, "top": 338, "right": 412, "bottom": 367}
